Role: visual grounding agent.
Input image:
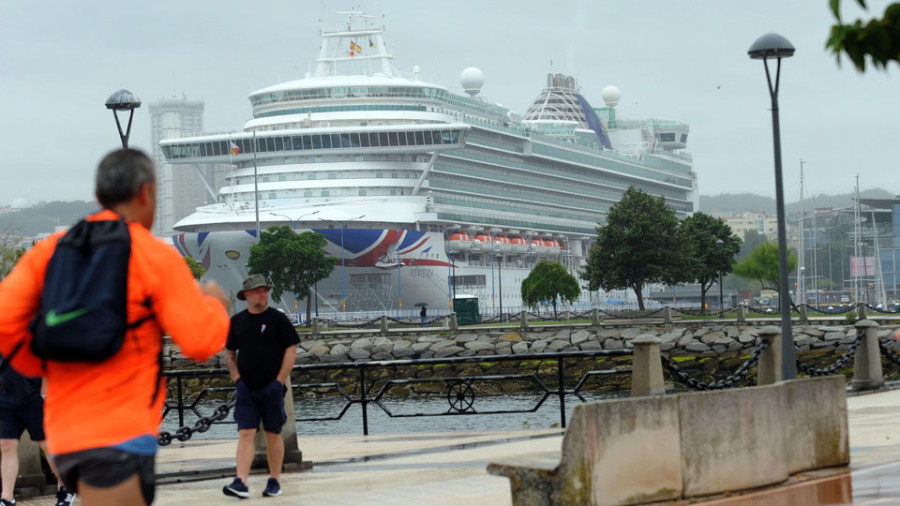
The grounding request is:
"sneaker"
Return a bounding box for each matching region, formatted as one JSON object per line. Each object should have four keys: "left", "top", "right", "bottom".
{"left": 262, "top": 477, "right": 282, "bottom": 497}
{"left": 55, "top": 487, "right": 76, "bottom": 506}
{"left": 0, "top": 498, "right": 15, "bottom": 506}
{"left": 223, "top": 477, "right": 250, "bottom": 499}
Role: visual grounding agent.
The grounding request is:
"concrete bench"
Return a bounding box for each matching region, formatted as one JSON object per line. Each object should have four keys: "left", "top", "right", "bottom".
{"left": 488, "top": 376, "right": 848, "bottom": 506}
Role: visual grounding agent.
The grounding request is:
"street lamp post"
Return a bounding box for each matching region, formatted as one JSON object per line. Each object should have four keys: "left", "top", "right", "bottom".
{"left": 271, "top": 210, "right": 321, "bottom": 232}
{"left": 716, "top": 239, "right": 724, "bottom": 313}
{"left": 749, "top": 32, "right": 796, "bottom": 380}
{"left": 447, "top": 250, "right": 458, "bottom": 307}
{"left": 495, "top": 253, "right": 503, "bottom": 322}
{"left": 105, "top": 89, "right": 141, "bottom": 148}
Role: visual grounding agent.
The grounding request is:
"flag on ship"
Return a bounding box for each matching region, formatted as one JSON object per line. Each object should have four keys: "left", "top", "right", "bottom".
{"left": 368, "top": 38, "right": 375, "bottom": 48}
{"left": 349, "top": 41, "right": 362, "bottom": 56}
{"left": 230, "top": 141, "right": 240, "bottom": 156}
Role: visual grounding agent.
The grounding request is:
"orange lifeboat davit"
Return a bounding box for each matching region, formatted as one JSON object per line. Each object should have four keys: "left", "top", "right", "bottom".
{"left": 473, "top": 234, "right": 491, "bottom": 251}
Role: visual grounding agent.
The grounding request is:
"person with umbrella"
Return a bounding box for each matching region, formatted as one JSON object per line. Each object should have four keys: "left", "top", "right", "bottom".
{"left": 419, "top": 304, "right": 427, "bottom": 327}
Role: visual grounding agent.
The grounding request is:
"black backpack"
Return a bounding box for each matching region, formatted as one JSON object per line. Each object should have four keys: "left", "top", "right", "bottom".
{"left": 29, "top": 217, "right": 151, "bottom": 362}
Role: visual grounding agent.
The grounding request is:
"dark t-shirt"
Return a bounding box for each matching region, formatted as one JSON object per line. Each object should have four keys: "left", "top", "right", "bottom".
{"left": 226, "top": 308, "right": 299, "bottom": 390}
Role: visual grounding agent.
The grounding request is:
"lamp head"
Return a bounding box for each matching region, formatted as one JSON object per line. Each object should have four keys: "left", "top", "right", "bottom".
{"left": 748, "top": 33, "right": 795, "bottom": 60}
{"left": 105, "top": 89, "right": 142, "bottom": 111}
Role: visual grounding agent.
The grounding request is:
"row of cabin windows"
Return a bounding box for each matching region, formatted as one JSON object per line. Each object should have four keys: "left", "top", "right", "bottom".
{"left": 163, "top": 129, "right": 463, "bottom": 160}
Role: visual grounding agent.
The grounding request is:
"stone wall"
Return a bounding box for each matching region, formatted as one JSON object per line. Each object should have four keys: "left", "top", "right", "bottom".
{"left": 164, "top": 322, "right": 900, "bottom": 368}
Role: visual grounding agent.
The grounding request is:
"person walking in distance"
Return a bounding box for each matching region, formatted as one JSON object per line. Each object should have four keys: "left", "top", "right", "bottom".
{"left": 223, "top": 275, "right": 299, "bottom": 499}
{"left": 0, "top": 149, "right": 231, "bottom": 506}
{"left": 0, "top": 366, "right": 74, "bottom": 506}
{"left": 420, "top": 304, "right": 427, "bottom": 327}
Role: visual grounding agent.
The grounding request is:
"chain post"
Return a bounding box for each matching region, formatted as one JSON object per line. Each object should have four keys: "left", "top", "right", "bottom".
{"left": 851, "top": 319, "right": 883, "bottom": 391}
{"left": 757, "top": 326, "right": 782, "bottom": 385}
{"left": 631, "top": 334, "right": 665, "bottom": 396}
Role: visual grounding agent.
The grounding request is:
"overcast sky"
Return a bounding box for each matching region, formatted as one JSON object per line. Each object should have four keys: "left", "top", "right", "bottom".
{"left": 2, "top": 0, "right": 897, "bottom": 208}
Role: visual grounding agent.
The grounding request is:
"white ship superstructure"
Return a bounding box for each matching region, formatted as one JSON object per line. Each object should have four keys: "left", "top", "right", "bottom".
{"left": 161, "top": 11, "right": 697, "bottom": 314}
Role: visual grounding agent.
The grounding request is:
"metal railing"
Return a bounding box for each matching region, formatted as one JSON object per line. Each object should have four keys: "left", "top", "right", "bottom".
{"left": 160, "top": 349, "right": 632, "bottom": 442}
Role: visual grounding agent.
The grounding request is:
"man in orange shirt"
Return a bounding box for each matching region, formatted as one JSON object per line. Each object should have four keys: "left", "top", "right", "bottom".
{"left": 0, "top": 149, "right": 231, "bottom": 506}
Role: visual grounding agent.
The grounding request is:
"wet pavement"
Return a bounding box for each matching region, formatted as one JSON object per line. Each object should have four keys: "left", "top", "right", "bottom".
{"left": 16, "top": 388, "right": 900, "bottom": 505}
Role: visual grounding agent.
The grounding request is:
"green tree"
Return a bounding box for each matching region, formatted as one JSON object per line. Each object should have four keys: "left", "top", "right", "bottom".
{"left": 184, "top": 256, "right": 206, "bottom": 280}
{"left": 737, "top": 229, "right": 768, "bottom": 262}
{"left": 0, "top": 229, "right": 26, "bottom": 280}
{"left": 582, "top": 186, "right": 687, "bottom": 311}
{"left": 733, "top": 242, "right": 798, "bottom": 299}
{"left": 827, "top": 0, "right": 900, "bottom": 71}
{"left": 680, "top": 213, "right": 742, "bottom": 313}
{"left": 521, "top": 260, "right": 581, "bottom": 319}
{"left": 247, "top": 226, "right": 336, "bottom": 323}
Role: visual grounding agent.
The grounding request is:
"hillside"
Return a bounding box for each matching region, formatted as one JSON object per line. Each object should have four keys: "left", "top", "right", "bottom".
{"left": 700, "top": 188, "right": 894, "bottom": 214}
{"left": 0, "top": 201, "right": 99, "bottom": 236}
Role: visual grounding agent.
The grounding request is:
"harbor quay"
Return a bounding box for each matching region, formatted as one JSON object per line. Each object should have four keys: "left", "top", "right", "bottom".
{"left": 12, "top": 387, "right": 900, "bottom": 505}
{"left": 11, "top": 313, "right": 900, "bottom": 505}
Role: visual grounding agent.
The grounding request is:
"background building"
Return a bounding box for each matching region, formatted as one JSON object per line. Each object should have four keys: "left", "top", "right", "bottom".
{"left": 148, "top": 95, "right": 227, "bottom": 236}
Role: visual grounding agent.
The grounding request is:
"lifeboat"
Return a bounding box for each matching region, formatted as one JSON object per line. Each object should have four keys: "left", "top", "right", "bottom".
{"left": 509, "top": 236, "right": 528, "bottom": 254}
{"left": 531, "top": 238, "right": 551, "bottom": 255}
{"left": 446, "top": 232, "right": 475, "bottom": 251}
{"left": 473, "top": 234, "right": 492, "bottom": 251}
{"left": 493, "top": 235, "right": 512, "bottom": 253}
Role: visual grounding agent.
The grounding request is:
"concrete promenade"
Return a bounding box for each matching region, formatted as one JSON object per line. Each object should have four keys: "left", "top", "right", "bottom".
{"left": 17, "top": 387, "right": 900, "bottom": 505}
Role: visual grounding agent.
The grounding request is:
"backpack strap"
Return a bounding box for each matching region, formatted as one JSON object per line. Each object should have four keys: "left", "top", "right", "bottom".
{"left": 129, "top": 297, "right": 165, "bottom": 407}
{"left": 0, "top": 340, "right": 25, "bottom": 376}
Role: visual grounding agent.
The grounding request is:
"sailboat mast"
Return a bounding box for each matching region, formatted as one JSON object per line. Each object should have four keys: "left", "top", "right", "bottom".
{"left": 796, "top": 160, "right": 805, "bottom": 306}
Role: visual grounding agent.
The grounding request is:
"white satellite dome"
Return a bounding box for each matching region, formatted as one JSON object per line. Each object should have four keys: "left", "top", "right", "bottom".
{"left": 10, "top": 198, "right": 29, "bottom": 209}
{"left": 460, "top": 67, "right": 485, "bottom": 96}
{"left": 602, "top": 85, "right": 621, "bottom": 108}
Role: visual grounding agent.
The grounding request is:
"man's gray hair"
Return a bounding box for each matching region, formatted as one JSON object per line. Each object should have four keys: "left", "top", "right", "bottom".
{"left": 95, "top": 148, "right": 156, "bottom": 208}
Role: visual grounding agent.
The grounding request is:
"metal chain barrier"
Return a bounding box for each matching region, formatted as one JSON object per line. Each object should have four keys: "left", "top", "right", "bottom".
{"left": 866, "top": 303, "right": 900, "bottom": 314}
{"left": 795, "top": 327, "right": 864, "bottom": 377}
{"left": 878, "top": 338, "right": 900, "bottom": 367}
{"left": 326, "top": 317, "right": 383, "bottom": 329}
{"left": 661, "top": 338, "right": 769, "bottom": 391}
{"left": 157, "top": 399, "right": 235, "bottom": 446}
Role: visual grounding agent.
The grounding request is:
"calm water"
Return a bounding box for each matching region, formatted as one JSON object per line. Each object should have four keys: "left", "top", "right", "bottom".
{"left": 160, "top": 391, "right": 627, "bottom": 440}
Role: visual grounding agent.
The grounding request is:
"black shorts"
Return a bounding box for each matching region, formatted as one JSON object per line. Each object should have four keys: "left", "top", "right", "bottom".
{"left": 0, "top": 399, "right": 45, "bottom": 441}
{"left": 54, "top": 448, "right": 155, "bottom": 505}
{"left": 234, "top": 378, "right": 287, "bottom": 433}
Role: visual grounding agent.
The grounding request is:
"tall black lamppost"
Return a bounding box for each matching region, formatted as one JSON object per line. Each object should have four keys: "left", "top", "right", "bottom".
{"left": 495, "top": 252, "right": 503, "bottom": 322}
{"left": 749, "top": 32, "right": 796, "bottom": 379}
{"left": 716, "top": 239, "right": 725, "bottom": 313}
{"left": 448, "top": 250, "right": 458, "bottom": 303}
{"left": 105, "top": 89, "right": 141, "bottom": 148}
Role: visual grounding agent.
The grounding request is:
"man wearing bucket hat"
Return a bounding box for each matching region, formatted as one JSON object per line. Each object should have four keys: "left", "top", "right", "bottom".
{"left": 223, "top": 274, "right": 299, "bottom": 499}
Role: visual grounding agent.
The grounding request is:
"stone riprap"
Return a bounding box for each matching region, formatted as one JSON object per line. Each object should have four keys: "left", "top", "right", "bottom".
{"left": 164, "top": 323, "right": 900, "bottom": 367}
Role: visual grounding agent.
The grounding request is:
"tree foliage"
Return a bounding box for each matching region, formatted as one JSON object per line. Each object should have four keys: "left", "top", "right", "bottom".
{"left": 582, "top": 186, "right": 687, "bottom": 311}
{"left": 184, "top": 256, "right": 206, "bottom": 280}
{"left": 827, "top": 0, "right": 900, "bottom": 71}
{"left": 0, "top": 230, "right": 26, "bottom": 280}
{"left": 521, "top": 260, "right": 581, "bottom": 319}
{"left": 247, "top": 226, "right": 336, "bottom": 322}
{"left": 680, "top": 213, "right": 743, "bottom": 313}
{"left": 733, "top": 242, "right": 798, "bottom": 297}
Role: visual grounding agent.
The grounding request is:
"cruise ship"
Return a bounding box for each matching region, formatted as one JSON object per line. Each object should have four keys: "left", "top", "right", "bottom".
{"left": 161, "top": 11, "right": 697, "bottom": 315}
